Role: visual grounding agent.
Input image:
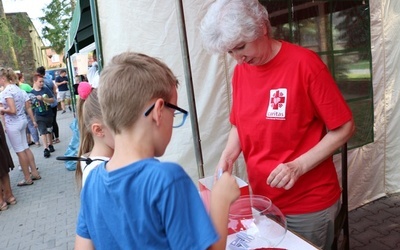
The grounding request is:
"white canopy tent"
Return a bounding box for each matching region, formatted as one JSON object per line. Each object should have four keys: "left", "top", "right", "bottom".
{"left": 67, "top": 0, "right": 400, "bottom": 210}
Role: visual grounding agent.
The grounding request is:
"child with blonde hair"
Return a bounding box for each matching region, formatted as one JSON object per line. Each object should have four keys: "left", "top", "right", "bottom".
{"left": 74, "top": 52, "right": 240, "bottom": 250}
{"left": 75, "top": 82, "right": 114, "bottom": 188}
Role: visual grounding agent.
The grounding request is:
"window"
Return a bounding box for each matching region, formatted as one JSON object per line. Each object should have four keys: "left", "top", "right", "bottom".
{"left": 263, "top": 0, "right": 373, "bottom": 148}
{"left": 51, "top": 54, "right": 60, "bottom": 63}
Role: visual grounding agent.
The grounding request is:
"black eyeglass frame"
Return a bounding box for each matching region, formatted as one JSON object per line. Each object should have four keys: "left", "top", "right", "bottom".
{"left": 144, "top": 101, "right": 188, "bottom": 128}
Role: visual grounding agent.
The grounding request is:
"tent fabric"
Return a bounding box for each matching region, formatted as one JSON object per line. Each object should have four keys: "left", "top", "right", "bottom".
{"left": 96, "top": 0, "right": 247, "bottom": 183}
{"left": 65, "top": 0, "right": 93, "bottom": 55}
{"left": 83, "top": 0, "right": 399, "bottom": 210}
{"left": 372, "top": 0, "right": 400, "bottom": 193}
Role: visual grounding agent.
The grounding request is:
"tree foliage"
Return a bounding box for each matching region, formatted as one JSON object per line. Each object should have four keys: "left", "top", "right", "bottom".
{"left": 0, "top": 0, "right": 25, "bottom": 68}
{"left": 40, "top": 0, "right": 75, "bottom": 54}
{"left": 0, "top": 16, "right": 24, "bottom": 50}
{"left": 335, "top": 4, "right": 370, "bottom": 58}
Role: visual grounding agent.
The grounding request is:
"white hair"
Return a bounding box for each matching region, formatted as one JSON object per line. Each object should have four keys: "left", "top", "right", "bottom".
{"left": 200, "top": 0, "right": 271, "bottom": 53}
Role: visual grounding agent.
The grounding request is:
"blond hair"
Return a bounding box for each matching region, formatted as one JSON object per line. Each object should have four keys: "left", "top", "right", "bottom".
{"left": 76, "top": 88, "right": 101, "bottom": 187}
{"left": 0, "top": 67, "right": 17, "bottom": 83}
{"left": 98, "top": 52, "right": 178, "bottom": 134}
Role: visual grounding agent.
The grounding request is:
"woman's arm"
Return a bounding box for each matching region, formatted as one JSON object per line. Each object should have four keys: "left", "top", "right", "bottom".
{"left": 267, "top": 118, "right": 356, "bottom": 190}
{"left": 25, "top": 101, "right": 37, "bottom": 128}
{"left": 0, "top": 109, "right": 5, "bottom": 132}
{"left": 0, "top": 98, "right": 17, "bottom": 115}
{"left": 216, "top": 126, "right": 242, "bottom": 175}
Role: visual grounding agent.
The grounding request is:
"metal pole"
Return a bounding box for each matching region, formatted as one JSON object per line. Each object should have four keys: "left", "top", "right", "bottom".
{"left": 66, "top": 49, "right": 77, "bottom": 118}
{"left": 175, "top": 0, "right": 205, "bottom": 179}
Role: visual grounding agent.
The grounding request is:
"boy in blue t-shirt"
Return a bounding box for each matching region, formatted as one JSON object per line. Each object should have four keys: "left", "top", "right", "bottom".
{"left": 74, "top": 52, "right": 240, "bottom": 250}
{"left": 31, "top": 73, "right": 55, "bottom": 158}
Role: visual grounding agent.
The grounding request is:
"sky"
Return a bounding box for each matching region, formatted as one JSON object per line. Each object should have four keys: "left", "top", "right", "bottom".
{"left": 3, "top": 0, "right": 52, "bottom": 37}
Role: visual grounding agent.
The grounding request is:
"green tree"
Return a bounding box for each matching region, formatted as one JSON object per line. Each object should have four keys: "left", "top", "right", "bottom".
{"left": 40, "top": 0, "right": 75, "bottom": 54}
{"left": 335, "top": 4, "right": 370, "bottom": 59}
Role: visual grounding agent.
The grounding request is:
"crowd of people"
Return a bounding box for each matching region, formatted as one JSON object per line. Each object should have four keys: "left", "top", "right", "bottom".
{"left": 0, "top": 65, "right": 75, "bottom": 211}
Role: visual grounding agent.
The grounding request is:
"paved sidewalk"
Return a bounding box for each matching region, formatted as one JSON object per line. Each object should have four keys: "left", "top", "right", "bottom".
{"left": 0, "top": 110, "right": 79, "bottom": 250}
{"left": 0, "top": 109, "right": 399, "bottom": 250}
{"left": 348, "top": 192, "right": 400, "bottom": 250}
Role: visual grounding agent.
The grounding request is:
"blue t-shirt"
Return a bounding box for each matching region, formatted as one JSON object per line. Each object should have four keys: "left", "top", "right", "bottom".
{"left": 43, "top": 77, "right": 58, "bottom": 108}
{"left": 76, "top": 158, "right": 218, "bottom": 250}
{"left": 30, "top": 87, "right": 54, "bottom": 117}
{"left": 43, "top": 76, "right": 54, "bottom": 90}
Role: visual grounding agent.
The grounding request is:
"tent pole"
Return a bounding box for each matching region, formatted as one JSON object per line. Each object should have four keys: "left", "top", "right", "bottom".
{"left": 67, "top": 45, "right": 77, "bottom": 118}
{"left": 175, "top": 0, "right": 205, "bottom": 179}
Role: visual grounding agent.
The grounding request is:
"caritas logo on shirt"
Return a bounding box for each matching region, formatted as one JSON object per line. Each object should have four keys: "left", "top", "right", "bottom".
{"left": 266, "top": 88, "right": 287, "bottom": 120}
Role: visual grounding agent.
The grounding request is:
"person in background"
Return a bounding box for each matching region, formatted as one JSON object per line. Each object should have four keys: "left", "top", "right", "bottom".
{"left": 74, "top": 75, "right": 81, "bottom": 97}
{"left": 16, "top": 72, "right": 40, "bottom": 147}
{"left": 16, "top": 73, "right": 32, "bottom": 93}
{"left": 200, "top": 0, "right": 355, "bottom": 249}
{"left": 37, "top": 66, "right": 60, "bottom": 144}
{"left": 55, "top": 69, "right": 71, "bottom": 114}
{"left": 75, "top": 82, "right": 114, "bottom": 189}
{"left": 74, "top": 52, "right": 240, "bottom": 250}
{"left": 30, "top": 73, "right": 55, "bottom": 158}
{"left": 0, "top": 120, "right": 17, "bottom": 210}
{"left": 74, "top": 75, "right": 87, "bottom": 96}
{"left": 87, "top": 50, "right": 99, "bottom": 88}
{"left": 0, "top": 67, "right": 41, "bottom": 186}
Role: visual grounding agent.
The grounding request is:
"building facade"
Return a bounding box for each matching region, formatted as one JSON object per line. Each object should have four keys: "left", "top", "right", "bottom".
{"left": 0, "top": 12, "right": 64, "bottom": 83}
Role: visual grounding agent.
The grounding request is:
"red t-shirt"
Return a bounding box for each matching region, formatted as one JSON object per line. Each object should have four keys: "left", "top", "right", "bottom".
{"left": 230, "top": 41, "right": 352, "bottom": 214}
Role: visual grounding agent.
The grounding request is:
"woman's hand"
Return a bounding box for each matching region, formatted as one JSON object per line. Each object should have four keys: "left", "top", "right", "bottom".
{"left": 214, "top": 158, "right": 234, "bottom": 181}
{"left": 266, "top": 161, "right": 304, "bottom": 190}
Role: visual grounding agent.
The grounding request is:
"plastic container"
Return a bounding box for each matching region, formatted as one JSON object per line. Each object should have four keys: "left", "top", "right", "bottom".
{"left": 228, "top": 195, "right": 287, "bottom": 248}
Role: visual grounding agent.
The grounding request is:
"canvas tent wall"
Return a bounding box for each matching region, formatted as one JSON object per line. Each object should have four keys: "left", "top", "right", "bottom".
{"left": 66, "top": 0, "right": 400, "bottom": 211}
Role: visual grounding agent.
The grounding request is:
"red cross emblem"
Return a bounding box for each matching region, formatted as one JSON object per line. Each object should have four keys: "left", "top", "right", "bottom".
{"left": 270, "top": 90, "right": 285, "bottom": 109}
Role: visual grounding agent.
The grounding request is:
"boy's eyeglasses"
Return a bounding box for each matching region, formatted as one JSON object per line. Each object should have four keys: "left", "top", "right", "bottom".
{"left": 144, "top": 102, "right": 188, "bottom": 128}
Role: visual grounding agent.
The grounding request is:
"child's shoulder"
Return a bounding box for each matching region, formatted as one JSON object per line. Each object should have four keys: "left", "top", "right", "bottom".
{"left": 143, "top": 158, "right": 185, "bottom": 173}
{"left": 134, "top": 158, "right": 189, "bottom": 180}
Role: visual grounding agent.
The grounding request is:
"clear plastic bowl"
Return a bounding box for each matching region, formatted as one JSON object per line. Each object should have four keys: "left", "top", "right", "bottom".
{"left": 228, "top": 195, "right": 287, "bottom": 248}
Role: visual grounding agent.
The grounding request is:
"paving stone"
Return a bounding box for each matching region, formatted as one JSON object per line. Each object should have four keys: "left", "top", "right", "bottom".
{"left": 349, "top": 207, "right": 372, "bottom": 223}
{"left": 359, "top": 200, "right": 391, "bottom": 215}
{"left": 351, "top": 238, "right": 393, "bottom": 250}
{"left": 348, "top": 193, "right": 400, "bottom": 250}
{"left": 375, "top": 230, "right": 400, "bottom": 248}
{"left": 0, "top": 112, "right": 78, "bottom": 250}
{"left": 350, "top": 217, "right": 380, "bottom": 232}
{"left": 349, "top": 236, "right": 364, "bottom": 248}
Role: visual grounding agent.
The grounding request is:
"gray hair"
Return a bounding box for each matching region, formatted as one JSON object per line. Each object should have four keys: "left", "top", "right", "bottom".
{"left": 200, "top": 0, "right": 271, "bottom": 53}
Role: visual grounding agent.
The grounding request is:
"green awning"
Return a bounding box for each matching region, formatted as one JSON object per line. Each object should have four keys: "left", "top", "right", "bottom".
{"left": 65, "top": 0, "right": 94, "bottom": 56}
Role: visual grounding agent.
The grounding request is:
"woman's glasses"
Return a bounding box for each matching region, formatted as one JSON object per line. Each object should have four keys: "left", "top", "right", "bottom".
{"left": 144, "top": 102, "right": 188, "bottom": 128}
